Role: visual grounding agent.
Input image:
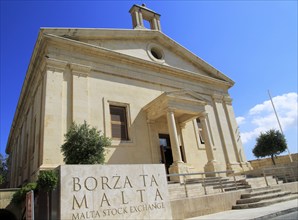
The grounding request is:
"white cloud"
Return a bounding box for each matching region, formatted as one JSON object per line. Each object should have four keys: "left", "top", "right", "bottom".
{"left": 236, "top": 116, "right": 245, "bottom": 125}
{"left": 238, "top": 92, "right": 297, "bottom": 144}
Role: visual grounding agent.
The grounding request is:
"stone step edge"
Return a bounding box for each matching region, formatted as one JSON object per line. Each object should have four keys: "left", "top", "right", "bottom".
{"left": 241, "top": 188, "right": 281, "bottom": 198}
{"left": 224, "top": 185, "right": 252, "bottom": 191}
{"left": 236, "top": 191, "right": 291, "bottom": 204}
{"left": 232, "top": 194, "right": 298, "bottom": 209}
{"left": 212, "top": 182, "right": 249, "bottom": 189}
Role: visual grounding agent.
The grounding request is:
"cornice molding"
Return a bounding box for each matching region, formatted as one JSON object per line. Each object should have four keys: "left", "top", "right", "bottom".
{"left": 212, "top": 94, "right": 224, "bottom": 103}
{"left": 45, "top": 57, "right": 68, "bottom": 72}
{"left": 70, "top": 63, "right": 92, "bottom": 77}
{"left": 223, "top": 96, "right": 233, "bottom": 105}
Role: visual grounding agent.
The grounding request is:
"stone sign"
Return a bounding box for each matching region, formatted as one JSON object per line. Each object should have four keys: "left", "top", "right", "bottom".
{"left": 59, "top": 164, "right": 172, "bottom": 219}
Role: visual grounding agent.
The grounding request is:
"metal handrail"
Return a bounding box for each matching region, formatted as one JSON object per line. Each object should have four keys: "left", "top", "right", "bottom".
{"left": 167, "top": 170, "right": 237, "bottom": 197}
{"left": 167, "top": 170, "right": 234, "bottom": 178}
{"left": 262, "top": 165, "right": 297, "bottom": 186}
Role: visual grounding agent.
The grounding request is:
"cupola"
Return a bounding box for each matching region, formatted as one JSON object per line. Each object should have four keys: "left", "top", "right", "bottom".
{"left": 129, "top": 4, "right": 161, "bottom": 31}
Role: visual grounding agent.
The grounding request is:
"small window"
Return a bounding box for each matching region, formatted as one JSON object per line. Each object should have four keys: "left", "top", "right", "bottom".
{"left": 147, "top": 43, "right": 165, "bottom": 63}
{"left": 150, "top": 47, "right": 163, "bottom": 60}
{"left": 110, "top": 105, "right": 129, "bottom": 140}
{"left": 196, "top": 119, "right": 205, "bottom": 144}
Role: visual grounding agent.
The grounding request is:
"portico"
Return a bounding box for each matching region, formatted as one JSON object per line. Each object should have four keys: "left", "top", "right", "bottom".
{"left": 143, "top": 90, "right": 221, "bottom": 178}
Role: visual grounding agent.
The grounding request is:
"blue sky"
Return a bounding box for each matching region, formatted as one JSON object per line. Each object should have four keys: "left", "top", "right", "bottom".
{"left": 0, "top": 1, "right": 297, "bottom": 161}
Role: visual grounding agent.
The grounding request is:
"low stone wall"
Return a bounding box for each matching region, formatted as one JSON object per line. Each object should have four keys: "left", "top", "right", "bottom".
{"left": 170, "top": 182, "right": 298, "bottom": 219}
{"left": 273, "top": 182, "right": 298, "bottom": 194}
{"left": 0, "top": 188, "right": 20, "bottom": 219}
{"left": 249, "top": 153, "right": 298, "bottom": 169}
{"left": 170, "top": 190, "right": 245, "bottom": 219}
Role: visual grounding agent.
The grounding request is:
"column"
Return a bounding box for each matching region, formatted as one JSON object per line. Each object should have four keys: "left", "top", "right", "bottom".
{"left": 138, "top": 10, "right": 144, "bottom": 27}
{"left": 134, "top": 11, "right": 140, "bottom": 27}
{"left": 199, "top": 113, "right": 215, "bottom": 162}
{"left": 152, "top": 18, "right": 158, "bottom": 30}
{"left": 166, "top": 109, "right": 183, "bottom": 163}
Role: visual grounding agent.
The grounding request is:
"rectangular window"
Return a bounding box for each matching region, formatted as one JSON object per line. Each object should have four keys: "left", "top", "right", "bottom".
{"left": 110, "top": 105, "right": 129, "bottom": 140}
{"left": 196, "top": 118, "right": 205, "bottom": 144}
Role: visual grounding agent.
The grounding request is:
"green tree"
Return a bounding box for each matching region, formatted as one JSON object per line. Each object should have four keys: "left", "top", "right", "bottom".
{"left": 61, "top": 121, "right": 111, "bottom": 164}
{"left": 0, "top": 153, "right": 8, "bottom": 186}
{"left": 252, "top": 129, "right": 287, "bottom": 165}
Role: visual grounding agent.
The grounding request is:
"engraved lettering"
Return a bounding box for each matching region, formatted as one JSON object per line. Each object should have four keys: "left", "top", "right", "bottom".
{"left": 154, "top": 188, "right": 163, "bottom": 201}
{"left": 72, "top": 194, "right": 88, "bottom": 210}
{"left": 73, "top": 177, "right": 81, "bottom": 192}
{"left": 137, "top": 189, "right": 145, "bottom": 202}
{"left": 101, "top": 176, "right": 112, "bottom": 189}
{"left": 84, "top": 176, "right": 97, "bottom": 191}
{"left": 112, "top": 175, "right": 121, "bottom": 189}
{"left": 150, "top": 175, "right": 158, "bottom": 186}
{"left": 121, "top": 190, "right": 128, "bottom": 204}
{"left": 139, "top": 174, "right": 148, "bottom": 187}
{"left": 123, "top": 176, "right": 132, "bottom": 188}
{"left": 100, "top": 193, "right": 111, "bottom": 207}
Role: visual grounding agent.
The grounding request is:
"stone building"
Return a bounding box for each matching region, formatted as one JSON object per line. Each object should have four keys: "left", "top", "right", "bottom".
{"left": 6, "top": 5, "right": 251, "bottom": 187}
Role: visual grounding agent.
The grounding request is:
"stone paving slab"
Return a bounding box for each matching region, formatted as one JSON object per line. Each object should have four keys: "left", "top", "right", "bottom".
{"left": 186, "top": 198, "right": 298, "bottom": 220}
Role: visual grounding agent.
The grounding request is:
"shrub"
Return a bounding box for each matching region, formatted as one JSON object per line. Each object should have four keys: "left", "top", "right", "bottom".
{"left": 11, "top": 182, "right": 37, "bottom": 205}
{"left": 37, "top": 170, "right": 58, "bottom": 192}
{"left": 61, "top": 121, "right": 111, "bottom": 164}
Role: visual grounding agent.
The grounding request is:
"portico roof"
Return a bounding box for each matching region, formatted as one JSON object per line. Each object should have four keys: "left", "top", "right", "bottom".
{"left": 143, "top": 90, "right": 208, "bottom": 123}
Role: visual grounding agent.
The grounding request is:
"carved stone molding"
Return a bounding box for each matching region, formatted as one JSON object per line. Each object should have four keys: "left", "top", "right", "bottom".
{"left": 45, "top": 57, "right": 68, "bottom": 72}
{"left": 223, "top": 96, "right": 233, "bottom": 105}
{"left": 212, "top": 94, "right": 223, "bottom": 103}
{"left": 70, "top": 63, "right": 92, "bottom": 77}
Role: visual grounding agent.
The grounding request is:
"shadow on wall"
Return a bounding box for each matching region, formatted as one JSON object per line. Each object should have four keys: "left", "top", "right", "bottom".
{"left": 0, "top": 209, "right": 17, "bottom": 220}
{"left": 105, "top": 110, "right": 155, "bottom": 164}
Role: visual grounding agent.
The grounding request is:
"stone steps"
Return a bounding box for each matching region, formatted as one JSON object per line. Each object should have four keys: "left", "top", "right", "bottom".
{"left": 212, "top": 180, "right": 248, "bottom": 189}
{"left": 232, "top": 187, "right": 298, "bottom": 209}
{"left": 168, "top": 176, "right": 251, "bottom": 200}
{"left": 223, "top": 184, "right": 251, "bottom": 192}
{"left": 240, "top": 188, "right": 281, "bottom": 198}
{"left": 232, "top": 194, "right": 298, "bottom": 209}
{"left": 236, "top": 191, "right": 291, "bottom": 204}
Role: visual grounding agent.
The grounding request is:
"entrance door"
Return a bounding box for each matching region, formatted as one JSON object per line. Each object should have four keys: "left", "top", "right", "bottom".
{"left": 159, "top": 134, "right": 173, "bottom": 174}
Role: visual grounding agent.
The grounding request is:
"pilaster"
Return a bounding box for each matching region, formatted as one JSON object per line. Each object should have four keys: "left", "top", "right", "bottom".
{"left": 147, "top": 120, "right": 160, "bottom": 163}
{"left": 70, "top": 63, "right": 91, "bottom": 124}
{"left": 212, "top": 94, "right": 231, "bottom": 169}
{"left": 43, "top": 58, "right": 67, "bottom": 166}
{"left": 199, "top": 113, "right": 222, "bottom": 176}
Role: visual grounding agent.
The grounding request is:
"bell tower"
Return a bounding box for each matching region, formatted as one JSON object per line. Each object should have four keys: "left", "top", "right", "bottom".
{"left": 129, "top": 4, "right": 161, "bottom": 31}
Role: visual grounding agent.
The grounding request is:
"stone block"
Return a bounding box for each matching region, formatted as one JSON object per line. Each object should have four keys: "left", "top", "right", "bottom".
{"left": 59, "top": 164, "right": 172, "bottom": 219}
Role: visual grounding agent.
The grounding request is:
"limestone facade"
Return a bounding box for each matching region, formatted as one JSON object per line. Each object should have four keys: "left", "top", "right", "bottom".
{"left": 6, "top": 4, "right": 251, "bottom": 187}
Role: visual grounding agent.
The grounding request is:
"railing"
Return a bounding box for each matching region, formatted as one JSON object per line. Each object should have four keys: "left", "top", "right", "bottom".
{"left": 167, "top": 170, "right": 238, "bottom": 197}
{"left": 262, "top": 165, "right": 297, "bottom": 186}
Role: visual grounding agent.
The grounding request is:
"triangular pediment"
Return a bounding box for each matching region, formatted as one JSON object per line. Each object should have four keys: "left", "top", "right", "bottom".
{"left": 42, "top": 28, "right": 234, "bottom": 85}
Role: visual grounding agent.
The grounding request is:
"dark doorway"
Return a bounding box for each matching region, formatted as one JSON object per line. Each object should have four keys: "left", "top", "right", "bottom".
{"left": 159, "top": 134, "right": 173, "bottom": 174}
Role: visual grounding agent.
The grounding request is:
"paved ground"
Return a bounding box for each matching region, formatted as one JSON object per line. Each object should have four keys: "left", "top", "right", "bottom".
{"left": 270, "top": 211, "right": 298, "bottom": 220}
{"left": 186, "top": 198, "right": 298, "bottom": 220}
